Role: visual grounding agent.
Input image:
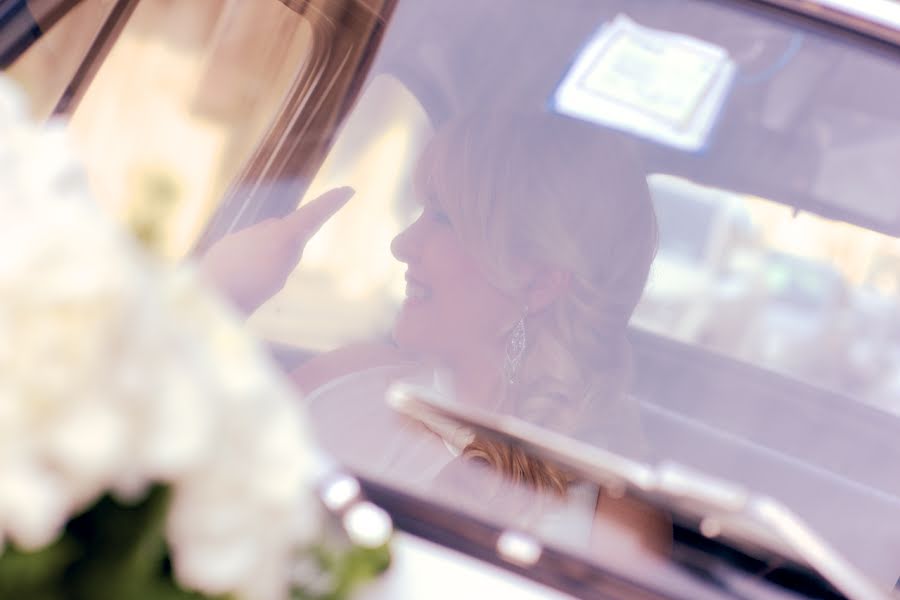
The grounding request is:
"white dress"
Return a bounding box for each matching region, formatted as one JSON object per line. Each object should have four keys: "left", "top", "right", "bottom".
{"left": 304, "top": 365, "right": 598, "bottom": 548}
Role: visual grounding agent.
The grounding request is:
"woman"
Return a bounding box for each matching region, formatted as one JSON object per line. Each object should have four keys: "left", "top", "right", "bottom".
{"left": 203, "top": 110, "right": 662, "bottom": 548}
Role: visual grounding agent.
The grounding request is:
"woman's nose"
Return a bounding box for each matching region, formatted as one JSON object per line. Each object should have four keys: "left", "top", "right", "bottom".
{"left": 391, "top": 216, "right": 423, "bottom": 264}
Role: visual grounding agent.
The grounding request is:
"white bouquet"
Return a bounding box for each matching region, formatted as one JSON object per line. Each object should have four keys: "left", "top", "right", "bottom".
{"left": 0, "top": 78, "right": 388, "bottom": 600}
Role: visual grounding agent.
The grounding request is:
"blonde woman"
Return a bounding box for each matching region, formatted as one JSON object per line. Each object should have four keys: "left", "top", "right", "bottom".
{"left": 202, "top": 111, "right": 664, "bottom": 550}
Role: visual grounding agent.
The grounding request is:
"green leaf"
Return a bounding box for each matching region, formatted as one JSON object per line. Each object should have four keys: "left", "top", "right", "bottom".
{"left": 0, "top": 535, "right": 77, "bottom": 600}
{"left": 0, "top": 486, "right": 223, "bottom": 600}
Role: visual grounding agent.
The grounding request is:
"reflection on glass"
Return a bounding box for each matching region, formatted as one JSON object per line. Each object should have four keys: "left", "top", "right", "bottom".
{"left": 5, "top": 0, "right": 116, "bottom": 119}
{"left": 203, "top": 109, "right": 664, "bottom": 553}
{"left": 216, "top": 3, "right": 900, "bottom": 583}
{"left": 554, "top": 14, "right": 735, "bottom": 151}
{"left": 249, "top": 75, "right": 433, "bottom": 351}
{"left": 61, "top": 1, "right": 311, "bottom": 258}
{"left": 635, "top": 175, "right": 900, "bottom": 414}
{"left": 65, "top": 0, "right": 900, "bottom": 590}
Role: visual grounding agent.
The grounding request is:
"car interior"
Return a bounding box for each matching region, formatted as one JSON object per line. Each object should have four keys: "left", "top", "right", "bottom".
{"left": 197, "top": 0, "right": 900, "bottom": 591}
{"left": 5, "top": 0, "right": 900, "bottom": 597}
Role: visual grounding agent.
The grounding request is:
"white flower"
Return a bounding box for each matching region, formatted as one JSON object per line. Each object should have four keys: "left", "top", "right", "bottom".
{"left": 0, "top": 76, "right": 325, "bottom": 599}
{"left": 0, "top": 461, "right": 70, "bottom": 550}
{"left": 43, "top": 401, "right": 130, "bottom": 504}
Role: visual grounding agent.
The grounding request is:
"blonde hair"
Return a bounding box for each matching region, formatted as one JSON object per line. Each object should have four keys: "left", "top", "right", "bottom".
{"left": 415, "top": 111, "right": 658, "bottom": 495}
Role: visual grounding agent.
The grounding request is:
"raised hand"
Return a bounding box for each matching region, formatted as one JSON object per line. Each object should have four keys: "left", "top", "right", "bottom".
{"left": 200, "top": 187, "right": 354, "bottom": 313}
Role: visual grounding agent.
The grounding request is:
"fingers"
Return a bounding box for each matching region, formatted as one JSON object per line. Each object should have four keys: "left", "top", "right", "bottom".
{"left": 282, "top": 186, "right": 355, "bottom": 239}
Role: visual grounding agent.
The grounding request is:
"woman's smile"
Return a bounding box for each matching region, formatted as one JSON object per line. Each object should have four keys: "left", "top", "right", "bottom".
{"left": 403, "top": 272, "right": 432, "bottom": 305}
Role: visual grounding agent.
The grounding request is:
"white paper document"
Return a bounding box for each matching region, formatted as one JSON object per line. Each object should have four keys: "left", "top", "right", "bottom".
{"left": 553, "top": 15, "right": 735, "bottom": 151}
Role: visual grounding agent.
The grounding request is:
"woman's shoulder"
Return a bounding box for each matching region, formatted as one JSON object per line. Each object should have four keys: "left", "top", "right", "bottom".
{"left": 289, "top": 340, "right": 416, "bottom": 396}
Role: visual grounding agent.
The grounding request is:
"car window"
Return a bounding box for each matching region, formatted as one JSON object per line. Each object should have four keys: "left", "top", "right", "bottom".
{"left": 258, "top": 2, "right": 900, "bottom": 589}
{"left": 10, "top": 0, "right": 312, "bottom": 259}
{"left": 4, "top": 0, "right": 118, "bottom": 119}
{"left": 10, "top": 1, "right": 900, "bottom": 596}
{"left": 248, "top": 74, "right": 433, "bottom": 354}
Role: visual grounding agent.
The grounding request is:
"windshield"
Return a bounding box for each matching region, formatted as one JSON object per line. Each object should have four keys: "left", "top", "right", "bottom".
{"left": 8, "top": 0, "right": 900, "bottom": 596}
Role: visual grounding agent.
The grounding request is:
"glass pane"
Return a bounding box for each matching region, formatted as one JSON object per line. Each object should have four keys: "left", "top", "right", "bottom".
{"left": 226, "top": 2, "right": 899, "bottom": 590}
{"left": 5, "top": 0, "right": 116, "bottom": 120}
{"left": 65, "top": 0, "right": 311, "bottom": 259}
{"left": 634, "top": 177, "right": 900, "bottom": 406}
{"left": 248, "top": 74, "right": 432, "bottom": 354}
{"left": 36, "top": 0, "right": 900, "bottom": 595}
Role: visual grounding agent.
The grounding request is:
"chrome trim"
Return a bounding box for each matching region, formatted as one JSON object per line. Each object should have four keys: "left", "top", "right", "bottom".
{"left": 51, "top": 0, "right": 139, "bottom": 116}
{"left": 389, "top": 382, "right": 891, "bottom": 600}
{"left": 750, "top": 0, "right": 900, "bottom": 47}
{"left": 815, "top": 0, "right": 900, "bottom": 31}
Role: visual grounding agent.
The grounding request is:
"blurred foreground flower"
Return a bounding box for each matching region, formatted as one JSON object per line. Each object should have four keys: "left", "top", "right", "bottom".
{"left": 0, "top": 77, "right": 388, "bottom": 600}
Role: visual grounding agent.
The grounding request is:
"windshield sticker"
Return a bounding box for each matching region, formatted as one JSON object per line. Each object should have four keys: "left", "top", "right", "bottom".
{"left": 553, "top": 14, "right": 735, "bottom": 152}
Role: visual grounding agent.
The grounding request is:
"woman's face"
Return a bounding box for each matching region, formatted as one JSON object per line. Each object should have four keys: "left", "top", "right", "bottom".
{"left": 390, "top": 202, "right": 519, "bottom": 367}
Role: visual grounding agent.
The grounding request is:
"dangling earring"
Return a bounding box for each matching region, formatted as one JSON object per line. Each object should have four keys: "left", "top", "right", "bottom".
{"left": 504, "top": 308, "right": 528, "bottom": 385}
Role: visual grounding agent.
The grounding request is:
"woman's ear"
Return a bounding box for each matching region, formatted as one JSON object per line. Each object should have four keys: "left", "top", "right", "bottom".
{"left": 525, "top": 267, "right": 571, "bottom": 313}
